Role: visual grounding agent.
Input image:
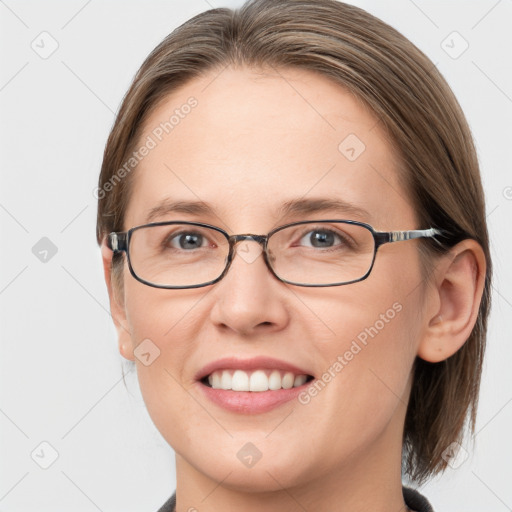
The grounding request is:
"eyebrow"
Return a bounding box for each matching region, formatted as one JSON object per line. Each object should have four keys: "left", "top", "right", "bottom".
{"left": 276, "top": 198, "right": 370, "bottom": 220}
{"left": 146, "top": 200, "right": 213, "bottom": 223}
{"left": 144, "top": 197, "right": 371, "bottom": 224}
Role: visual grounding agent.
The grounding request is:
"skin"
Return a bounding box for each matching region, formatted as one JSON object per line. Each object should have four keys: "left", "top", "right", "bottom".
{"left": 101, "top": 65, "right": 486, "bottom": 512}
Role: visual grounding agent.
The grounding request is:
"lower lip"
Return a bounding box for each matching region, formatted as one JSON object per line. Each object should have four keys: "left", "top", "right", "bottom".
{"left": 197, "top": 380, "right": 313, "bottom": 414}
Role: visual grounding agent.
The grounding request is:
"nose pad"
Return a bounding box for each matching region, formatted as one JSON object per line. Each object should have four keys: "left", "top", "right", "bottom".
{"left": 234, "top": 237, "right": 264, "bottom": 265}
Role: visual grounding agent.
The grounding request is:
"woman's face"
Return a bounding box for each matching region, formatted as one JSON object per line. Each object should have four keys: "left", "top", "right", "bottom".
{"left": 113, "top": 66, "right": 431, "bottom": 491}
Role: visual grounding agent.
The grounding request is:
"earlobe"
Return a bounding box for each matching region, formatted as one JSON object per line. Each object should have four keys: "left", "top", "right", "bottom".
{"left": 417, "top": 239, "right": 486, "bottom": 363}
{"left": 100, "top": 239, "right": 135, "bottom": 361}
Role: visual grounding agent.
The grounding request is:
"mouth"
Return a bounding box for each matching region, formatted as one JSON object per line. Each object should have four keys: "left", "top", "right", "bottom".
{"left": 199, "top": 368, "right": 315, "bottom": 392}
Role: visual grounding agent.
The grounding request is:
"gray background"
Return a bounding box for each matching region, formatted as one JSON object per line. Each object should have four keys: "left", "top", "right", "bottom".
{"left": 0, "top": 0, "right": 511, "bottom": 510}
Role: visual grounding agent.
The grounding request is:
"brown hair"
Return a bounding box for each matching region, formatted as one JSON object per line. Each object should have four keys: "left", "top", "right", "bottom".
{"left": 96, "top": 0, "right": 492, "bottom": 484}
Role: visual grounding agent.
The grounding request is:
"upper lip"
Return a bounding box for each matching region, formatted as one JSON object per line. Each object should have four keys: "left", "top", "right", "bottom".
{"left": 195, "top": 356, "right": 314, "bottom": 381}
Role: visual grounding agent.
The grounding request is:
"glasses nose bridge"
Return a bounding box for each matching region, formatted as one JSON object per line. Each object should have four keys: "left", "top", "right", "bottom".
{"left": 227, "top": 234, "right": 270, "bottom": 267}
{"left": 230, "top": 233, "right": 268, "bottom": 249}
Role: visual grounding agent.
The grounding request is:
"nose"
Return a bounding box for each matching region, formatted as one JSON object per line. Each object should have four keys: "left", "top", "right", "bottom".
{"left": 208, "top": 236, "right": 290, "bottom": 336}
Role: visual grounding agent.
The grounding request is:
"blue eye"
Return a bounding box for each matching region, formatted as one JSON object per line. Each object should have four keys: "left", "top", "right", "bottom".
{"left": 298, "top": 229, "right": 343, "bottom": 248}
{"left": 167, "top": 231, "right": 208, "bottom": 250}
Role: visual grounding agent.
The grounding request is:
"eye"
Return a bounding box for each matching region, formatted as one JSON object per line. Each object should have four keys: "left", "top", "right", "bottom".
{"left": 165, "top": 231, "right": 210, "bottom": 250}
{"left": 297, "top": 228, "right": 345, "bottom": 249}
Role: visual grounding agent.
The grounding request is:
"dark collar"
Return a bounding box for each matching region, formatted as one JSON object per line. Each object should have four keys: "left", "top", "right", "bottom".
{"left": 157, "top": 485, "right": 434, "bottom": 512}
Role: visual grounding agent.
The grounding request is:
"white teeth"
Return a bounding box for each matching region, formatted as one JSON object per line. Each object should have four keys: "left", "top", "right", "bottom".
{"left": 206, "top": 369, "right": 310, "bottom": 392}
{"left": 282, "top": 372, "right": 294, "bottom": 389}
{"left": 221, "top": 371, "right": 232, "bottom": 390}
{"left": 250, "top": 370, "right": 268, "bottom": 392}
{"left": 232, "top": 370, "right": 249, "bottom": 391}
{"left": 268, "top": 370, "right": 282, "bottom": 390}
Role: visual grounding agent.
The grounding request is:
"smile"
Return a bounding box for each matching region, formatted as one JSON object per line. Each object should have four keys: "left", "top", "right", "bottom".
{"left": 202, "top": 369, "right": 314, "bottom": 391}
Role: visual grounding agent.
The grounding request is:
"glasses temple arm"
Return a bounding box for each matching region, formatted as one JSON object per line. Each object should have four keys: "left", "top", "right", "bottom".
{"left": 391, "top": 228, "right": 442, "bottom": 242}
{"left": 374, "top": 228, "right": 444, "bottom": 247}
{"left": 107, "top": 232, "right": 128, "bottom": 252}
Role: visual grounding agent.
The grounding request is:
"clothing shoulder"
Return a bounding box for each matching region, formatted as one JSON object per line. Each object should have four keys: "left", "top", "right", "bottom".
{"left": 156, "top": 492, "right": 176, "bottom": 512}
{"left": 403, "top": 486, "right": 434, "bottom": 512}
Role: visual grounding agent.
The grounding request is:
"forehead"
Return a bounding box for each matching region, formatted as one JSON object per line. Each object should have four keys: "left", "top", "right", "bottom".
{"left": 125, "top": 65, "right": 413, "bottom": 230}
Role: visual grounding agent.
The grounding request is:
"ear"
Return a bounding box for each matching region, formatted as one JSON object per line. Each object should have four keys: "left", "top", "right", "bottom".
{"left": 417, "top": 239, "right": 486, "bottom": 363}
{"left": 101, "top": 239, "right": 134, "bottom": 361}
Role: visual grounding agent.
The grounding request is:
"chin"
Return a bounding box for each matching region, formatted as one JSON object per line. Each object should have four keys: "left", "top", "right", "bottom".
{"left": 203, "top": 460, "right": 309, "bottom": 493}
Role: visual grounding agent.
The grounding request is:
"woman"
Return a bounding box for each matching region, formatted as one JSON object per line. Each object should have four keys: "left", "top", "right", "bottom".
{"left": 96, "top": 1, "right": 491, "bottom": 510}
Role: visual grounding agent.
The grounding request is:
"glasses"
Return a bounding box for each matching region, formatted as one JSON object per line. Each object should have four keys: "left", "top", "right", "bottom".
{"left": 107, "top": 220, "right": 443, "bottom": 289}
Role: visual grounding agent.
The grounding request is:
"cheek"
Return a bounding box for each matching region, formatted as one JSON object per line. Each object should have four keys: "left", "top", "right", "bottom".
{"left": 297, "top": 294, "right": 420, "bottom": 469}
{"left": 123, "top": 276, "right": 206, "bottom": 352}
{"left": 121, "top": 280, "right": 210, "bottom": 438}
{"left": 315, "top": 285, "right": 418, "bottom": 396}
{"left": 313, "top": 246, "right": 423, "bottom": 360}
{"left": 304, "top": 250, "right": 424, "bottom": 426}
